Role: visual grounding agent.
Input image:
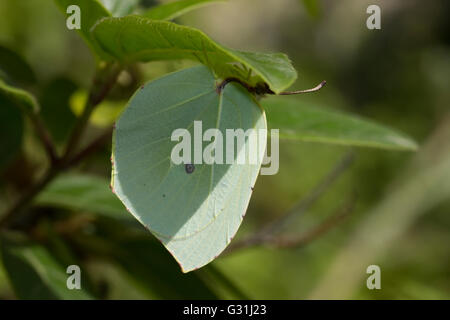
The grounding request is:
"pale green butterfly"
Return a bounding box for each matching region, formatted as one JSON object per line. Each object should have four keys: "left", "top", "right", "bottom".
{"left": 111, "top": 65, "right": 266, "bottom": 272}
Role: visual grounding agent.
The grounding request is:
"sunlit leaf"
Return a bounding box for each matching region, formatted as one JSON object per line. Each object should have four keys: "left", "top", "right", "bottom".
{"left": 263, "top": 96, "right": 418, "bottom": 151}
{"left": 111, "top": 66, "right": 266, "bottom": 272}
{"left": 145, "top": 0, "right": 226, "bottom": 21}
{"left": 91, "top": 15, "right": 297, "bottom": 93}
{"left": 69, "top": 90, "right": 125, "bottom": 127}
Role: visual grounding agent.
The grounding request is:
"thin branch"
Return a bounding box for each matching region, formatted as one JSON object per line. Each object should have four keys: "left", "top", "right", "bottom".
{"left": 265, "top": 152, "right": 355, "bottom": 235}
{"left": 225, "top": 152, "right": 355, "bottom": 254}
{"left": 272, "top": 197, "right": 355, "bottom": 248}
{"left": 0, "top": 65, "right": 121, "bottom": 230}
{"left": 62, "top": 63, "right": 120, "bottom": 161}
{"left": 28, "top": 112, "right": 59, "bottom": 164}
{"left": 9, "top": 94, "right": 58, "bottom": 164}
{"left": 65, "top": 127, "right": 113, "bottom": 168}
{"left": 0, "top": 128, "right": 114, "bottom": 230}
{"left": 0, "top": 168, "right": 58, "bottom": 229}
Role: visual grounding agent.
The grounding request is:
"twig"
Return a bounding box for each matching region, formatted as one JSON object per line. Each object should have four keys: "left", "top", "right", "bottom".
{"left": 28, "top": 112, "right": 59, "bottom": 164}
{"left": 272, "top": 197, "right": 355, "bottom": 248}
{"left": 65, "top": 127, "right": 113, "bottom": 168}
{"left": 225, "top": 152, "right": 355, "bottom": 253}
{"left": 264, "top": 152, "right": 354, "bottom": 235}
{"left": 8, "top": 92, "right": 59, "bottom": 164}
{"left": 0, "top": 65, "right": 120, "bottom": 230}
{"left": 62, "top": 63, "right": 120, "bottom": 161}
{"left": 0, "top": 127, "right": 114, "bottom": 230}
{"left": 0, "top": 168, "right": 58, "bottom": 229}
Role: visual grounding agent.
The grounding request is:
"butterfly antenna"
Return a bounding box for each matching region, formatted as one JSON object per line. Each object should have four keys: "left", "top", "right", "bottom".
{"left": 278, "top": 80, "right": 327, "bottom": 95}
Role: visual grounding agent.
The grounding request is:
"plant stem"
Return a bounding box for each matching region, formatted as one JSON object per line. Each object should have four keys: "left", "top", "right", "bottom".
{"left": 0, "top": 64, "right": 120, "bottom": 230}
{"left": 272, "top": 198, "right": 355, "bottom": 248}
{"left": 261, "top": 152, "right": 355, "bottom": 236}
{"left": 29, "top": 112, "right": 59, "bottom": 164}
{"left": 62, "top": 63, "right": 120, "bottom": 161}
{"left": 0, "top": 167, "right": 58, "bottom": 229}
{"left": 224, "top": 152, "right": 355, "bottom": 253}
{"left": 65, "top": 127, "right": 113, "bottom": 168}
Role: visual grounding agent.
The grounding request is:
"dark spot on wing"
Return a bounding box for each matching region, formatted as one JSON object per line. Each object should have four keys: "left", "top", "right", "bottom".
{"left": 185, "top": 164, "right": 195, "bottom": 174}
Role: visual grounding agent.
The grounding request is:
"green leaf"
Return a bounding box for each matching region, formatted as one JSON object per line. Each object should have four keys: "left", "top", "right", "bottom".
{"left": 99, "top": 0, "right": 140, "bottom": 16}
{"left": 72, "top": 223, "right": 221, "bottom": 299}
{"left": 111, "top": 236, "right": 220, "bottom": 299}
{"left": 0, "top": 81, "right": 39, "bottom": 169}
{"left": 0, "top": 79, "right": 39, "bottom": 114}
{"left": 91, "top": 15, "right": 297, "bottom": 93}
{"left": 201, "top": 264, "right": 250, "bottom": 299}
{"left": 69, "top": 89, "right": 126, "bottom": 127}
{"left": 111, "top": 66, "right": 266, "bottom": 272}
{"left": 53, "top": 0, "right": 111, "bottom": 57}
{"left": 262, "top": 96, "right": 418, "bottom": 151}
{"left": 1, "top": 240, "right": 93, "bottom": 299}
{"left": 35, "top": 174, "right": 132, "bottom": 221}
{"left": 0, "top": 94, "right": 23, "bottom": 170}
{"left": 145, "top": 0, "right": 226, "bottom": 21}
{"left": 39, "top": 78, "right": 78, "bottom": 143}
{"left": 0, "top": 45, "right": 37, "bottom": 86}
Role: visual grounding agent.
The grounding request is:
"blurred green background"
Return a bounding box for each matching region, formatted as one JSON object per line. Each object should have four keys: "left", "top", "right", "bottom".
{"left": 0, "top": 0, "right": 449, "bottom": 299}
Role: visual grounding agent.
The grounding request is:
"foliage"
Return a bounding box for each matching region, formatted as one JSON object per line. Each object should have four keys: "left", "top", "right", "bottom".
{"left": 91, "top": 15, "right": 297, "bottom": 93}
{"left": 0, "top": 0, "right": 447, "bottom": 299}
